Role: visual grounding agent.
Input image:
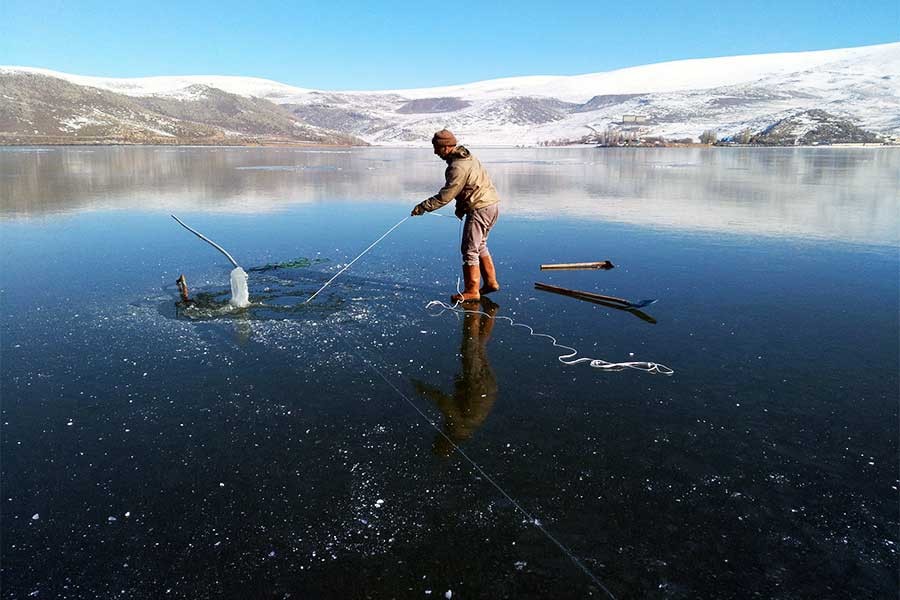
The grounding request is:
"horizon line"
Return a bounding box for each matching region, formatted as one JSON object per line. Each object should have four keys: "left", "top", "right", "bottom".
{"left": 3, "top": 40, "right": 897, "bottom": 94}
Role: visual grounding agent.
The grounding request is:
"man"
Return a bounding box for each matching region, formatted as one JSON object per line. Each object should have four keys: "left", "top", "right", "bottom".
{"left": 411, "top": 129, "right": 501, "bottom": 303}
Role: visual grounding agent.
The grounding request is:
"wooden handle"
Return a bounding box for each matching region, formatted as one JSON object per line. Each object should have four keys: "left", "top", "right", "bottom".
{"left": 533, "top": 282, "right": 657, "bottom": 323}
{"left": 534, "top": 282, "right": 631, "bottom": 305}
{"left": 540, "top": 261, "right": 614, "bottom": 271}
{"left": 176, "top": 274, "right": 191, "bottom": 304}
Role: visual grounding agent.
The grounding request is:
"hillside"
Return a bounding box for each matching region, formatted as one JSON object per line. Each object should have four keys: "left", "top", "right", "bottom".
{"left": 0, "top": 72, "right": 363, "bottom": 146}
{"left": 748, "top": 109, "right": 884, "bottom": 145}
{"left": 2, "top": 42, "right": 898, "bottom": 146}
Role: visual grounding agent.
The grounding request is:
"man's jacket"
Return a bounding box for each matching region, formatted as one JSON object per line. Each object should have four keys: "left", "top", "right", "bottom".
{"left": 420, "top": 146, "right": 500, "bottom": 216}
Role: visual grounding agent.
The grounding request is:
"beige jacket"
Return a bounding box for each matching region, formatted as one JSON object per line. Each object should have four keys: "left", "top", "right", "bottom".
{"left": 420, "top": 146, "right": 500, "bottom": 216}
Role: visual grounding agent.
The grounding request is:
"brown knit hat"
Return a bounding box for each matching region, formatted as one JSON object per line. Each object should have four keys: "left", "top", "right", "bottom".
{"left": 431, "top": 129, "right": 457, "bottom": 147}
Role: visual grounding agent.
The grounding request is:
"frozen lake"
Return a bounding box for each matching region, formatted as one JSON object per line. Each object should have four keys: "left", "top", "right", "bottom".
{"left": 1, "top": 146, "right": 898, "bottom": 598}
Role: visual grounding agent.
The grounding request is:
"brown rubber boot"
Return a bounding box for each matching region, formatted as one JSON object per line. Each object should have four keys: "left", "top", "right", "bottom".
{"left": 451, "top": 264, "right": 481, "bottom": 303}
{"left": 478, "top": 254, "right": 500, "bottom": 295}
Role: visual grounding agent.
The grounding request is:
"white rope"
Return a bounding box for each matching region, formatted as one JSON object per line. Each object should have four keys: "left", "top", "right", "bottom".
{"left": 426, "top": 300, "right": 674, "bottom": 375}
{"left": 304, "top": 216, "right": 410, "bottom": 304}
{"left": 303, "top": 210, "right": 454, "bottom": 304}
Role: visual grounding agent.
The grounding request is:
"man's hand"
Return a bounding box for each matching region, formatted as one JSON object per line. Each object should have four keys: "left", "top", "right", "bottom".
{"left": 411, "top": 204, "right": 426, "bottom": 216}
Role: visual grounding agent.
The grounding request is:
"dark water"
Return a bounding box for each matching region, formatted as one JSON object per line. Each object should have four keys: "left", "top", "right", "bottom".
{"left": 1, "top": 146, "right": 898, "bottom": 599}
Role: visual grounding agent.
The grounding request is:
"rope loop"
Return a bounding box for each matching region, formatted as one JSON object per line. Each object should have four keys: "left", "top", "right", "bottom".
{"left": 426, "top": 300, "right": 673, "bottom": 375}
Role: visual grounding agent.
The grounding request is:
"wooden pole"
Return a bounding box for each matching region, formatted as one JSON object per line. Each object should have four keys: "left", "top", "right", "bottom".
{"left": 539, "top": 261, "right": 614, "bottom": 271}
{"left": 534, "top": 282, "right": 630, "bottom": 305}
{"left": 533, "top": 282, "right": 657, "bottom": 324}
{"left": 176, "top": 274, "right": 191, "bottom": 304}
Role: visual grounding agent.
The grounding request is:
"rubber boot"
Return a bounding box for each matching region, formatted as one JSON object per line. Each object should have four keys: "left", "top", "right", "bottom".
{"left": 451, "top": 264, "right": 481, "bottom": 303}
{"left": 478, "top": 254, "right": 500, "bottom": 295}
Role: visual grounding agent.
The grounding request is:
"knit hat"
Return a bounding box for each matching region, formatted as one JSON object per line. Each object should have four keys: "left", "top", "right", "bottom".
{"left": 431, "top": 129, "right": 457, "bottom": 147}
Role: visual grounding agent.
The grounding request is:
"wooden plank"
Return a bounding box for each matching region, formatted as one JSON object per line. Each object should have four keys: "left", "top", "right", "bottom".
{"left": 534, "top": 282, "right": 630, "bottom": 305}
{"left": 533, "top": 282, "right": 657, "bottom": 324}
{"left": 540, "top": 261, "right": 615, "bottom": 271}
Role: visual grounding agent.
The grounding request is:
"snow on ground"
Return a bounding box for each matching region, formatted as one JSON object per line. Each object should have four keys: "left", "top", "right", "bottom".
{"left": 3, "top": 42, "right": 898, "bottom": 145}
{"left": 377, "top": 44, "right": 896, "bottom": 102}
{"left": 4, "top": 43, "right": 897, "bottom": 104}
{"left": 59, "top": 115, "right": 104, "bottom": 131}
{"left": 0, "top": 66, "right": 315, "bottom": 102}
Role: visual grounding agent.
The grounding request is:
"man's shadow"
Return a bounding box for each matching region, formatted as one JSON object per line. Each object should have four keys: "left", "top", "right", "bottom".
{"left": 413, "top": 297, "right": 500, "bottom": 457}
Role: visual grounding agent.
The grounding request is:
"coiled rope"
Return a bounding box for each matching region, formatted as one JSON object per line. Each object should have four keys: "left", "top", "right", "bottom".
{"left": 426, "top": 300, "right": 673, "bottom": 375}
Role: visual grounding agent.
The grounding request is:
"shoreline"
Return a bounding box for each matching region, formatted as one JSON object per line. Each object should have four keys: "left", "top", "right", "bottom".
{"left": 1, "top": 142, "right": 897, "bottom": 149}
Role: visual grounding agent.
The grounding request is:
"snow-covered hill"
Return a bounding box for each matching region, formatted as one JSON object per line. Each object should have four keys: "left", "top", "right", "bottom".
{"left": 2, "top": 42, "right": 898, "bottom": 145}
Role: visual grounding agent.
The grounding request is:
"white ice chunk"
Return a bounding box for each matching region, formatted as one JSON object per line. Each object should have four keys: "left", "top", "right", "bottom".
{"left": 229, "top": 267, "right": 250, "bottom": 308}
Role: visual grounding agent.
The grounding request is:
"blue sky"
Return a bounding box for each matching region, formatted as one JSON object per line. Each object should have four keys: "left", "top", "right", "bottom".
{"left": 3, "top": 0, "right": 898, "bottom": 90}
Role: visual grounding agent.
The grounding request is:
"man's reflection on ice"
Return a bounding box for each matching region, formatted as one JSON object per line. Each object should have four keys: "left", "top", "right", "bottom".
{"left": 414, "top": 298, "right": 500, "bottom": 457}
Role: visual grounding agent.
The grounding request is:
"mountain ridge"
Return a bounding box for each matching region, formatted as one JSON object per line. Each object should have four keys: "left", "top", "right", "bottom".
{"left": 2, "top": 42, "right": 898, "bottom": 146}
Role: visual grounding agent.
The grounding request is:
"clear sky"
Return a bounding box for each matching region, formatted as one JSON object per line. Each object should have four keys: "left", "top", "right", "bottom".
{"left": 3, "top": 0, "right": 898, "bottom": 90}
